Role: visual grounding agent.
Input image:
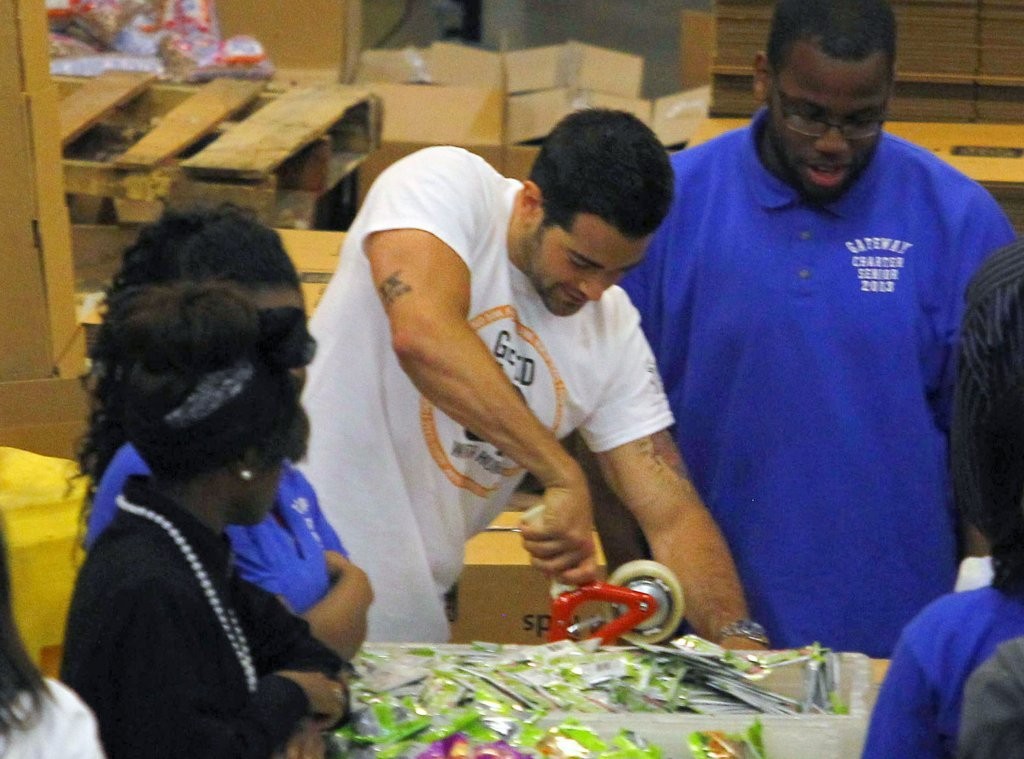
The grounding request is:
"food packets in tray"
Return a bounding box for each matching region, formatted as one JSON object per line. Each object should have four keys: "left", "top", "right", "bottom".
{"left": 333, "top": 638, "right": 851, "bottom": 758}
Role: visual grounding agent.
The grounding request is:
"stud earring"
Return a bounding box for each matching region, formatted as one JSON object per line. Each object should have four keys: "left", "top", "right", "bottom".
{"left": 239, "top": 469, "right": 253, "bottom": 481}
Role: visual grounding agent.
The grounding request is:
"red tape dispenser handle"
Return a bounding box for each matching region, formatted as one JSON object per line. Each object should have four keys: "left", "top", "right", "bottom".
{"left": 548, "top": 581, "right": 658, "bottom": 646}
{"left": 517, "top": 503, "right": 668, "bottom": 646}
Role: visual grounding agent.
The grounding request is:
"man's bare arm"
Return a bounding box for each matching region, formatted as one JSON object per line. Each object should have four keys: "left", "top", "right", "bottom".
{"left": 366, "top": 228, "right": 596, "bottom": 582}
{"left": 596, "top": 429, "right": 759, "bottom": 646}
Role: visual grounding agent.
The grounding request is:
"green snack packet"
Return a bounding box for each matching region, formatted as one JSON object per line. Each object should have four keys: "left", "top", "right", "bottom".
{"left": 687, "top": 719, "right": 767, "bottom": 759}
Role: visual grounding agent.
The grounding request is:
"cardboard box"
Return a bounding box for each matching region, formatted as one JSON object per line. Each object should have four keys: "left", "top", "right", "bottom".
{"left": 356, "top": 41, "right": 651, "bottom": 151}
{"left": 421, "top": 40, "right": 644, "bottom": 98}
{"left": 503, "top": 144, "right": 540, "bottom": 181}
{"left": 277, "top": 228, "right": 345, "bottom": 315}
{"left": 357, "top": 83, "right": 505, "bottom": 199}
{"left": 680, "top": 10, "right": 715, "bottom": 89}
{"left": 566, "top": 41, "right": 644, "bottom": 99}
{"left": 504, "top": 44, "right": 565, "bottom": 94}
{"left": 429, "top": 41, "right": 504, "bottom": 90}
{"left": 215, "top": 0, "right": 362, "bottom": 81}
{"left": 651, "top": 85, "right": 711, "bottom": 149}
{"left": 507, "top": 87, "right": 651, "bottom": 145}
{"left": 1, "top": 0, "right": 81, "bottom": 382}
{"left": 0, "top": 378, "right": 89, "bottom": 460}
{"left": 354, "top": 47, "right": 432, "bottom": 85}
{"left": 449, "top": 511, "right": 607, "bottom": 645}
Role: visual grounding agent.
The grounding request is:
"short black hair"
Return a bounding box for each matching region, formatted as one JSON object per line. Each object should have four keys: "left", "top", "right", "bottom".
{"left": 113, "top": 281, "right": 307, "bottom": 481}
{"left": 529, "top": 109, "right": 673, "bottom": 239}
{"left": 112, "top": 205, "right": 299, "bottom": 292}
{"left": 767, "top": 0, "right": 896, "bottom": 72}
{"left": 956, "top": 382, "right": 1024, "bottom": 593}
{"left": 79, "top": 206, "right": 301, "bottom": 516}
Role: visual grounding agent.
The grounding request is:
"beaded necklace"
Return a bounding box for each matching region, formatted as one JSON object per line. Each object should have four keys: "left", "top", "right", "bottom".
{"left": 116, "top": 495, "right": 258, "bottom": 693}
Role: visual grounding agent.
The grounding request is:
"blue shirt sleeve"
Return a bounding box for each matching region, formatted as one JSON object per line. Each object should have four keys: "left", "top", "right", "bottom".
{"left": 301, "top": 476, "right": 346, "bottom": 556}
{"left": 86, "top": 444, "right": 150, "bottom": 548}
{"left": 863, "top": 632, "right": 945, "bottom": 759}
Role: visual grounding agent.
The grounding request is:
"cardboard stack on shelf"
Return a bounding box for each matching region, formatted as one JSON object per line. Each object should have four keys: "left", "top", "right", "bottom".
{"left": 888, "top": 0, "right": 977, "bottom": 122}
{"left": 710, "top": 0, "right": 1024, "bottom": 122}
{"left": 978, "top": 0, "right": 1024, "bottom": 121}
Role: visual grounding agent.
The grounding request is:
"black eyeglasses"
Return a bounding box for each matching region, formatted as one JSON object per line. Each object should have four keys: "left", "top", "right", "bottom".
{"left": 773, "top": 85, "right": 885, "bottom": 141}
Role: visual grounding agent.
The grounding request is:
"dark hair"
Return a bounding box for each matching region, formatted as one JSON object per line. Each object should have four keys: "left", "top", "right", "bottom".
{"left": 0, "top": 521, "right": 46, "bottom": 738}
{"left": 766, "top": 0, "right": 896, "bottom": 72}
{"left": 112, "top": 281, "right": 307, "bottom": 481}
{"left": 958, "top": 382, "right": 1024, "bottom": 593}
{"left": 528, "top": 109, "right": 673, "bottom": 239}
{"left": 79, "top": 206, "right": 300, "bottom": 505}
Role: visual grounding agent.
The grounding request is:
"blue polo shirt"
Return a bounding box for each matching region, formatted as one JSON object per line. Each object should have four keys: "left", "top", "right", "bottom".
{"left": 622, "top": 109, "right": 1016, "bottom": 657}
{"left": 87, "top": 444, "right": 347, "bottom": 614}
{"left": 864, "top": 587, "right": 1024, "bottom": 758}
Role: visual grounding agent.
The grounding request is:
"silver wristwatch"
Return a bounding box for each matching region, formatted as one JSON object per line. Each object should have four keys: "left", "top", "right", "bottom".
{"left": 718, "top": 619, "right": 770, "bottom": 647}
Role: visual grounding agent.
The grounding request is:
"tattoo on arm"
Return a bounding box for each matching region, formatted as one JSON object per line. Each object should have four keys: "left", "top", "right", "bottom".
{"left": 378, "top": 271, "right": 412, "bottom": 307}
{"left": 645, "top": 429, "right": 692, "bottom": 480}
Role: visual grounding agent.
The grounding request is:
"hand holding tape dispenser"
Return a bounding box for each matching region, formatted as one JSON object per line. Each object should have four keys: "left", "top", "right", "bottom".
{"left": 519, "top": 503, "right": 684, "bottom": 646}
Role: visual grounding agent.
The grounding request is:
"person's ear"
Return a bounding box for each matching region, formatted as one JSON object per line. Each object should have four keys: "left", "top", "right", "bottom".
{"left": 519, "top": 180, "right": 545, "bottom": 228}
{"left": 234, "top": 449, "right": 262, "bottom": 482}
{"left": 753, "top": 51, "right": 771, "bottom": 104}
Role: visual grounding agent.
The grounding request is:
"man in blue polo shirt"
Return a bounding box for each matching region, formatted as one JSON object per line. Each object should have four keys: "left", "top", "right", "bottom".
{"left": 620, "top": 0, "right": 1016, "bottom": 657}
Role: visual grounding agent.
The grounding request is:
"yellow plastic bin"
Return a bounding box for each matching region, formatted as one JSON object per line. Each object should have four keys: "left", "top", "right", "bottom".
{"left": 0, "top": 447, "right": 85, "bottom": 674}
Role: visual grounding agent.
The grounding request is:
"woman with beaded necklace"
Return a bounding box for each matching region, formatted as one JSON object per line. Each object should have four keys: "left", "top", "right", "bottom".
{"left": 61, "top": 281, "right": 349, "bottom": 758}
{"left": 79, "top": 205, "right": 371, "bottom": 661}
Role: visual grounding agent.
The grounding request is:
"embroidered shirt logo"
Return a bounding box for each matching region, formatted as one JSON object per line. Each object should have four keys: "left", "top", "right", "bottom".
{"left": 846, "top": 236, "right": 913, "bottom": 293}
{"left": 290, "top": 496, "right": 323, "bottom": 546}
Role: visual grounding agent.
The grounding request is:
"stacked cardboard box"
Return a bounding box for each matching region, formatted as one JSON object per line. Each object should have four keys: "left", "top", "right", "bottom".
{"left": 353, "top": 40, "right": 712, "bottom": 193}
{"left": 890, "top": 0, "right": 978, "bottom": 121}
{"left": 895, "top": 0, "right": 977, "bottom": 76}
{"left": 977, "top": 0, "right": 1024, "bottom": 121}
{"left": 709, "top": 0, "right": 1024, "bottom": 123}
{"left": 979, "top": 0, "right": 1024, "bottom": 77}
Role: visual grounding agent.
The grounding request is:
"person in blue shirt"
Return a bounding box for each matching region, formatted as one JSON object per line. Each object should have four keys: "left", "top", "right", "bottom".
{"left": 863, "top": 238, "right": 1024, "bottom": 757}
{"left": 619, "top": 0, "right": 1016, "bottom": 658}
{"left": 78, "top": 206, "right": 372, "bottom": 659}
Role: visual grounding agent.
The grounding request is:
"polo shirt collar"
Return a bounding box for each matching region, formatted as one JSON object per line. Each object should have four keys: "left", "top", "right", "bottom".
{"left": 742, "top": 107, "right": 881, "bottom": 219}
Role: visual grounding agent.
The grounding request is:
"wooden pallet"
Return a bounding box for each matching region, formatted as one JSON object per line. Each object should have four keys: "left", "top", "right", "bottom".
{"left": 57, "top": 73, "right": 380, "bottom": 228}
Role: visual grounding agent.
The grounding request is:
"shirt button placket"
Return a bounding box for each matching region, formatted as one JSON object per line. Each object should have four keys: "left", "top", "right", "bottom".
{"left": 797, "top": 230, "right": 814, "bottom": 295}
